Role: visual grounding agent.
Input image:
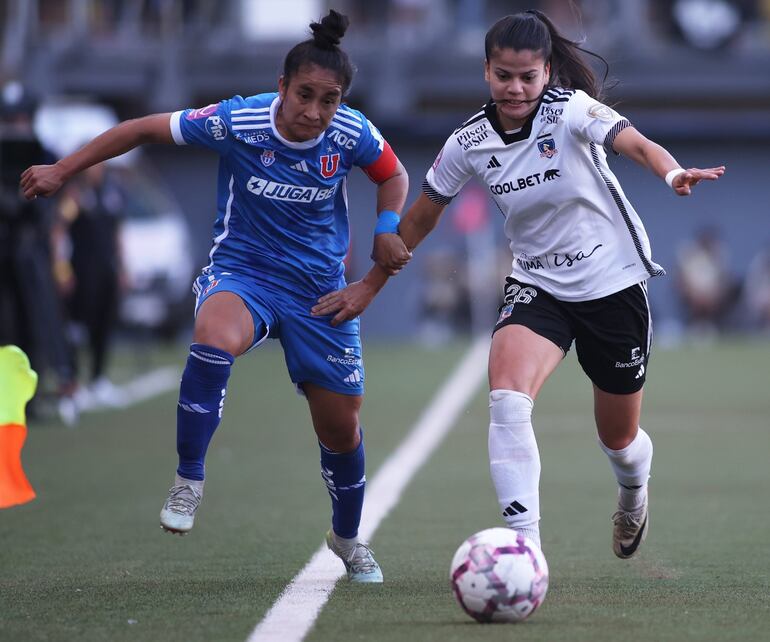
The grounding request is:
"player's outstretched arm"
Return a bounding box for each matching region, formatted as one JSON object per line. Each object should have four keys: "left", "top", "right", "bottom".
{"left": 20, "top": 113, "right": 175, "bottom": 200}
{"left": 313, "top": 193, "right": 447, "bottom": 326}
{"left": 370, "top": 157, "right": 411, "bottom": 275}
{"left": 612, "top": 126, "right": 725, "bottom": 196}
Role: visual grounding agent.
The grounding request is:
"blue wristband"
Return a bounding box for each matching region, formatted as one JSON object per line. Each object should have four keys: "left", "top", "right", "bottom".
{"left": 374, "top": 210, "right": 400, "bottom": 235}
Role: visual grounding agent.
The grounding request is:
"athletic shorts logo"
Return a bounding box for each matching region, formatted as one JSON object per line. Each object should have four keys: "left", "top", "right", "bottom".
{"left": 202, "top": 279, "right": 220, "bottom": 297}
{"left": 261, "top": 149, "right": 276, "bottom": 167}
{"left": 320, "top": 153, "right": 340, "bottom": 178}
{"left": 615, "top": 346, "right": 645, "bottom": 369}
{"left": 497, "top": 304, "right": 514, "bottom": 324}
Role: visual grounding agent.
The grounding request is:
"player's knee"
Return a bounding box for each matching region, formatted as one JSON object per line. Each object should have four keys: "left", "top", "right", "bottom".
{"left": 316, "top": 419, "right": 361, "bottom": 453}
{"left": 489, "top": 389, "right": 534, "bottom": 424}
{"left": 193, "top": 321, "right": 247, "bottom": 356}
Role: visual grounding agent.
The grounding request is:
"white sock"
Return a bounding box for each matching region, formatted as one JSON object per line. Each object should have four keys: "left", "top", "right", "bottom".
{"left": 598, "top": 427, "right": 653, "bottom": 511}
{"left": 489, "top": 390, "right": 541, "bottom": 547}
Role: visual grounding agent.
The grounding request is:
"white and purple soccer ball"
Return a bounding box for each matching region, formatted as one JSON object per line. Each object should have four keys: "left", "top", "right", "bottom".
{"left": 449, "top": 527, "right": 549, "bottom": 623}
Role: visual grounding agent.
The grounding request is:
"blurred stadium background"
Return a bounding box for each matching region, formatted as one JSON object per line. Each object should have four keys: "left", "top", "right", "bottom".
{"left": 2, "top": 3, "right": 770, "bottom": 641}
{"left": 4, "top": 0, "right": 770, "bottom": 347}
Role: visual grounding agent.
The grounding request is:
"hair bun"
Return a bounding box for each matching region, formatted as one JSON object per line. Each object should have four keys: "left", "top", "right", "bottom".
{"left": 309, "top": 10, "right": 349, "bottom": 50}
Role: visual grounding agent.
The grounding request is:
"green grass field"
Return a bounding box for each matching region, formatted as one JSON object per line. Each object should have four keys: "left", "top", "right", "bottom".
{"left": 2, "top": 339, "right": 769, "bottom": 641}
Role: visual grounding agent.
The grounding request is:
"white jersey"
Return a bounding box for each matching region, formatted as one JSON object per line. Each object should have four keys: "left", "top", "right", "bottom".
{"left": 425, "top": 87, "right": 664, "bottom": 302}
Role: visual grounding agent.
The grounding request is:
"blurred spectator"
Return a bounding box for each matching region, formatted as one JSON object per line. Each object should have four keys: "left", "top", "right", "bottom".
{"left": 743, "top": 243, "right": 770, "bottom": 332}
{"left": 417, "top": 248, "right": 471, "bottom": 346}
{"left": 652, "top": 0, "right": 758, "bottom": 50}
{"left": 53, "top": 163, "right": 127, "bottom": 408}
{"left": 0, "top": 80, "right": 77, "bottom": 422}
{"left": 675, "top": 226, "right": 739, "bottom": 335}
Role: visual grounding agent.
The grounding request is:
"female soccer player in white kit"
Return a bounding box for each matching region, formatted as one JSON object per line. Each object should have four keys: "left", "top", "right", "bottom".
{"left": 314, "top": 10, "right": 725, "bottom": 558}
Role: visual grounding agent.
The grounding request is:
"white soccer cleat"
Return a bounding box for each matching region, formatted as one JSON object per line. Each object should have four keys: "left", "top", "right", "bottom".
{"left": 326, "top": 530, "right": 383, "bottom": 583}
{"left": 612, "top": 493, "right": 648, "bottom": 559}
{"left": 160, "top": 481, "right": 203, "bottom": 535}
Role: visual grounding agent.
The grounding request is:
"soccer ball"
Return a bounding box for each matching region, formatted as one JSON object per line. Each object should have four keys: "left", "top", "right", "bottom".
{"left": 449, "top": 527, "right": 549, "bottom": 623}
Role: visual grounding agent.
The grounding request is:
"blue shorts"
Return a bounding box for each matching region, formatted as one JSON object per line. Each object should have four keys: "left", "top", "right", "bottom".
{"left": 193, "top": 271, "right": 364, "bottom": 396}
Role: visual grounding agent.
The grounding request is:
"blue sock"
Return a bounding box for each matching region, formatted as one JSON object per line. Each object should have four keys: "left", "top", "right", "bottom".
{"left": 176, "top": 343, "right": 234, "bottom": 481}
{"left": 320, "top": 431, "right": 366, "bottom": 539}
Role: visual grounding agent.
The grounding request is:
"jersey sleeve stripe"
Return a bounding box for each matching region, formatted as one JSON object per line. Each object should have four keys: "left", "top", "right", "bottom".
{"left": 603, "top": 119, "right": 632, "bottom": 155}
{"left": 337, "top": 106, "right": 362, "bottom": 122}
{"left": 330, "top": 121, "right": 361, "bottom": 138}
{"left": 231, "top": 107, "right": 270, "bottom": 114}
{"left": 169, "top": 111, "right": 186, "bottom": 145}
{"left": 232, "top": 123, "right": 271, "bottom": 131}
{"left": 231, "top": 115, "right": 270, "bottom": 122}
{"left": 589, "top": 142, "right": 665, "bottom": 278}
{"left": 333, "top": 113, "right": 363, "bottom": 129}
{"left": 422, "top": 179, "right": 454, "bottom": 206}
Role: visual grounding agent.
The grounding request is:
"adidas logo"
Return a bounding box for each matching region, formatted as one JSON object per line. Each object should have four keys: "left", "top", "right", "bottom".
{"left": 487, "top": 155, "right": 501, "bottom": 169}
{"left": 178, "top": 402, "right": 210, "bottom": 414}
{"left": 503, "top": 500, "right": 528, "bottom": 517}
{"left": 290, "top": 160, "right": 309, "bottom": 172}
{"left": 343, "top": 369, "right": 362, "bottom": 384}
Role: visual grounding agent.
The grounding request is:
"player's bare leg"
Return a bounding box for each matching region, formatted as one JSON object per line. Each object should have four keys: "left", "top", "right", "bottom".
{"left": 594, "top": 387, "right": 652, "bottom": 558}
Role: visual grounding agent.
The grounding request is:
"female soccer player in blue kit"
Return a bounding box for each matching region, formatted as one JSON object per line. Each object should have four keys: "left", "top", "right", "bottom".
{"left": 315, "top": 10, "right": 725, "bottom": 560}
{"left": 21, "top": 10, "right": 408, "bottom": 583}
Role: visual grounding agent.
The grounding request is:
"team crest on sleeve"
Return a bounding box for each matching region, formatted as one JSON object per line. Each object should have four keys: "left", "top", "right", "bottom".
{"left": 261, "top": 149, "right": 276, "bottom": 167}
{"left": 537, "top": 136, "right": 558, "bottom": 158}
{"left": 205, "top": 115, "right": 227, "bottom": 141}
{"left": 587, "top": 103, "right": 613, "bottom": 122}
{"left": 187, "top": 104, "right": 217, "bottom": 120}
{"left": 320, "top": 153, "right": 340, "bottom": 178}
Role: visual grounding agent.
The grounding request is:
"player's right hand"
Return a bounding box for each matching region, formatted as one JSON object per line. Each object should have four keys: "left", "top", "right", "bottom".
{"left": 372, "top": 233, "right": 412, "bottom": 275}
{"left": 20, "top": 164, "right": 67, "bottom": 200}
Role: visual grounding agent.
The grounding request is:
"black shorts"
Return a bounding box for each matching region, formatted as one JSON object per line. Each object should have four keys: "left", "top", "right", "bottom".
{"left": 493, "top": 278, "right": 652, "bottom": 394}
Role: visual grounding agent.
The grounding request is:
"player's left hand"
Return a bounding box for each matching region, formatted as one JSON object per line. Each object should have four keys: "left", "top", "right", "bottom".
{"left": 672, "top": 166, "right": 725, "bottom": 196}
{"left": 372, "top": 233, "right": 411, "bottom": 275}
{"left": 311, "top": 280, "right": 378, "bottom": 327}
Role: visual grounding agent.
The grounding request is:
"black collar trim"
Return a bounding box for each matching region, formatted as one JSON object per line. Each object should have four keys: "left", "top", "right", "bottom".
{"left": 484, "top": 95, "right": 543, "bottom": 145}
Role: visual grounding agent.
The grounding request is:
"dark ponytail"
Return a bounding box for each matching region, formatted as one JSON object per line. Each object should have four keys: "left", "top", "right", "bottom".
{"left": 282, "top": 10, "right": 355, "bottom": 94}
{"left": 485, "top": 10, "right": 609, "bottom": 100}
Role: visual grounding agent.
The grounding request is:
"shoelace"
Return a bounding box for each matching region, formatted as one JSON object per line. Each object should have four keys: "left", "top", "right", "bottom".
{"left": 344, "top": 543, "right": 379, "bottom": 574}
{"left": 165, "top": 485, "right": 202, "bottom": 515}
{"left": 612, "top": 510, "right": 644, "bottom": 539}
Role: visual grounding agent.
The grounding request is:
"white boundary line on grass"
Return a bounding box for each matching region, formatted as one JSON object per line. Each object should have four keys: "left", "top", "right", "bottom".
{"left": 246, "top": 336, "right": 490, "bottom": 642}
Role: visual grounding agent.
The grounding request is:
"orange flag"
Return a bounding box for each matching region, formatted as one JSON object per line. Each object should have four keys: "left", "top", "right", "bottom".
{"left": 0, "top": 345, "right": 38, "bottom": 508}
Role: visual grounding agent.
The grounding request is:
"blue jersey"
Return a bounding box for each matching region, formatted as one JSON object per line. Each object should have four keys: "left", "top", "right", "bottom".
{"left": 170, "top": 93, "right": 386, "bottom": 295}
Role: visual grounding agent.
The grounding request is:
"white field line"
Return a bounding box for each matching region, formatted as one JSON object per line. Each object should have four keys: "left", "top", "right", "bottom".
{"left": 116, "top": 366, "right": 180, "bottom": 405}
{"left": 75, "top": 367, "right": 180, "bottom": 413}
{"left": 246, "top": 336, "right": 490, "bottom": 642}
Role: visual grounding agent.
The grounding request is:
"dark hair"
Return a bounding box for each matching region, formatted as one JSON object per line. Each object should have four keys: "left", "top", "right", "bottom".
{"left": 282, "top": 10, "right": 355, "bottom": 94}
{"left": 484, "top": 10, "right": 608, "bottom": 100}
